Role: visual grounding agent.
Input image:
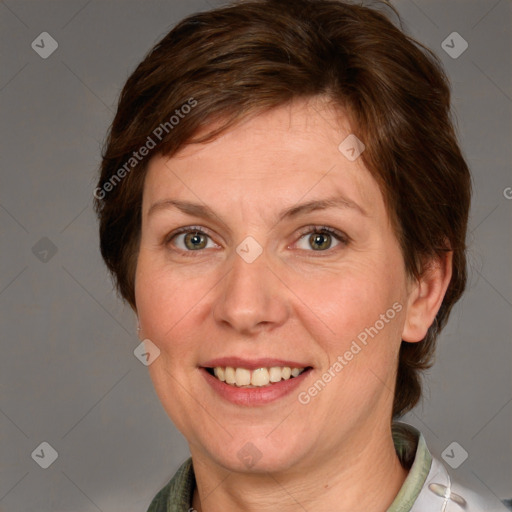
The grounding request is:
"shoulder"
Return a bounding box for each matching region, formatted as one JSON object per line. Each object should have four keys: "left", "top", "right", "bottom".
{"left": 146, "top": 458, "right": 195, "bottom": 512}
{"left": 412, "top": 455, "right": 511, "bottom": 512}
{"left": 146, "top": 482, "right": 171, "bottom": 512}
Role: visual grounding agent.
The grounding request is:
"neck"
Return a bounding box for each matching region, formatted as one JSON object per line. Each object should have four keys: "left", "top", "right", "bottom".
{"left": 191, "top": 422, "right": 409, "bottom": 512}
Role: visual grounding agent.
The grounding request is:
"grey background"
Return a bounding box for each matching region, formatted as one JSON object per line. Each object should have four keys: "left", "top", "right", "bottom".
{"left": 0, "top": 0, "right": 510, "bottom": 510}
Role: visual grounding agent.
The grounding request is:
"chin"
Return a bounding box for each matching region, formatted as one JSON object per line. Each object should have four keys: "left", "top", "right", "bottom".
{"left": 198, "top": 432, "right": 309, "bottom": 474}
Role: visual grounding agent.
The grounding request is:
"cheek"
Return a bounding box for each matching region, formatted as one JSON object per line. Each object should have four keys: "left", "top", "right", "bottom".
{"left": 287, "top": 252, "right": 407, "bottom": 387}
{"left": 294, "top": 260, "right": 404, "bottom": 337}
{"left": 135, "top": 253, "right": 216, "bottom": 352}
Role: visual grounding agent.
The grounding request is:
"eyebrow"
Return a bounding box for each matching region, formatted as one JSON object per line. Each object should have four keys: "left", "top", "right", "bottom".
{"left": 147, "top": 195, "right": 367, "bottom": 223}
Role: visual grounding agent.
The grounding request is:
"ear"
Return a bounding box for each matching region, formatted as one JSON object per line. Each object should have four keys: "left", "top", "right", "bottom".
{"left": 402, "top": 251, "right": 453, "bottom": 343}
{"left": 134, "top": 314, "right": 143, "bottom": 339}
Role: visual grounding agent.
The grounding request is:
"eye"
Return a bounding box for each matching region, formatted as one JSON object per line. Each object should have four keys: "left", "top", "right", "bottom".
{"left": 166, "top": 226, "right": 219, "bottom": 252}
{"left": 294, "top": 226, "right": 348, "bottom": 252}
{"left": 165, "top": 225, "right": 348, "bottom": 255}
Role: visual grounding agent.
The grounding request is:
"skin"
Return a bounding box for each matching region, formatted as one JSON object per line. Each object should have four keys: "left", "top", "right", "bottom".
{"left": 134, "top": 97, "right": 452, "bottom": 512}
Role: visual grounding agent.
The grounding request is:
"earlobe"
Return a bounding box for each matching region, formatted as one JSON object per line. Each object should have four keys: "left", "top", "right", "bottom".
{"left": 402, "top": 251, "right": 453, "bottom": 343}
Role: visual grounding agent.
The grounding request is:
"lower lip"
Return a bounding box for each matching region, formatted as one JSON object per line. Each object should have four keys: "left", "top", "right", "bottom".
{"left": 201, "top": 368, "right": 312, "bottom": 406}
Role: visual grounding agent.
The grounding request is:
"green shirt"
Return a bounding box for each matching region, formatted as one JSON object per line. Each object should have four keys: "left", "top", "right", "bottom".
{"left": 146, "top": 422, "right": 432, "bottom": 512}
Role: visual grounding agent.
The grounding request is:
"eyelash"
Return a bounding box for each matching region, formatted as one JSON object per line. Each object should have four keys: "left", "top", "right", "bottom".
{"left": 165, "top": 225, "right": 349, "bottom": 257}
{"left": 295, "top": 225, "right": 349, "bottom": 252}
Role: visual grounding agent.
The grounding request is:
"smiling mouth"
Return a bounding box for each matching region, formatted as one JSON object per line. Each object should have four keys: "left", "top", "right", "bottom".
{"left": 205, "top": 366, "right": 311, "bottom": 388}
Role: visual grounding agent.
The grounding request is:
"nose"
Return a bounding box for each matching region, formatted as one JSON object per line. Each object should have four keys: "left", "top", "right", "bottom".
{"left": 212, "top": 247, "right": 290, "bottom": 335}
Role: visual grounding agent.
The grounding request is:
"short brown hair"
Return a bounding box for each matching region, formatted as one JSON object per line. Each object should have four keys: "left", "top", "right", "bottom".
{"left": 94, "top": 0, "right": 471, "bottom": 418}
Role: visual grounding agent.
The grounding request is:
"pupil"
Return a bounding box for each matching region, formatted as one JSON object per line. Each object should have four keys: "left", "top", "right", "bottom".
{"left": 311, "top": 233, "right": 331, "bottom": 250}
{"left": 186, "top": 232, "right": 205, "bottom": 250}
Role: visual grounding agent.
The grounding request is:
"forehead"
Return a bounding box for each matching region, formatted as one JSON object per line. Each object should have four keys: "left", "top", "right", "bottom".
{"left": 142, "top": 98, "right": 384, "bottom": 220}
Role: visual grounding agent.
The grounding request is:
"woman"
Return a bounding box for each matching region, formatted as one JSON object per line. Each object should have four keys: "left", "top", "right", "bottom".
{"left": 94, "top": 0, "right": 509, "bottom": 510}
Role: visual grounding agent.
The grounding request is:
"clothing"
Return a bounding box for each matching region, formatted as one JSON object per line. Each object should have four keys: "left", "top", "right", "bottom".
{"left": 146, "top": 422, "right": 510, "bottom": 512}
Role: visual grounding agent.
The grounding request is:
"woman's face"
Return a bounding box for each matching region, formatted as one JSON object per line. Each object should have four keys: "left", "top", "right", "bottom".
{"left": 135, "top": 97, "right": 414, "bottom": 473}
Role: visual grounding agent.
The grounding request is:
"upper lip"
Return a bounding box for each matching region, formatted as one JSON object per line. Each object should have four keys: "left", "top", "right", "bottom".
{"left": 201, "top": 357, "right": 311, "bottom": 370}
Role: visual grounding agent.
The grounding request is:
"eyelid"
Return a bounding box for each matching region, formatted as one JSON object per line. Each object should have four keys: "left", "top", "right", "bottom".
{"left": 164, "top": 225, "right": 221, "bottom": 256}
{"left": 295, "top": 225, "right": 349, "bottom": 242}
{"left": 164, "top": 225, "right": 213, "bottom": 244}
{"left": 164, "top": 224, "right": 350, "bottom": 254}
{"left": 291, "top": 225, "right": 350, "bottom": 251}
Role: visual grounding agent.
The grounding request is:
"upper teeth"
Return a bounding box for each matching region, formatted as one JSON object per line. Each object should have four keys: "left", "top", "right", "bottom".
{"left": 213, "top": 366, "right": 305, "bottom": 387}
